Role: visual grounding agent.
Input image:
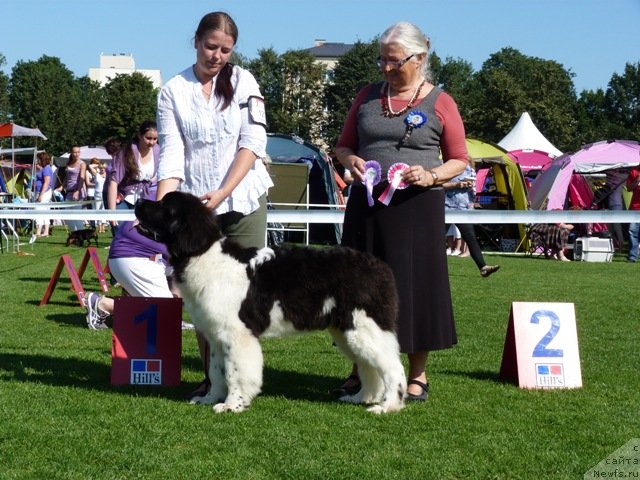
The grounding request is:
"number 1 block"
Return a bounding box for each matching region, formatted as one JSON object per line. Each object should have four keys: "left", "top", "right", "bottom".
{"left": 111, "top": 297, "right": 183, "bottom": 386}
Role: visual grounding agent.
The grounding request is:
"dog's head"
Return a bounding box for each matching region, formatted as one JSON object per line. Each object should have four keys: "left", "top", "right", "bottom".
{"left": 135, "top": 191, "right": 223, "bottom": 260}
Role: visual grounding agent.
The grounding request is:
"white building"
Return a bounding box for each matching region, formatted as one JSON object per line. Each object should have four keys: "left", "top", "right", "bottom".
{"left": 88, "top": 53, "right": 162, "bottom": 89}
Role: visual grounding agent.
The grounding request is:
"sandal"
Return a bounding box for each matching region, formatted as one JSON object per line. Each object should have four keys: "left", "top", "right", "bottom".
{"left": 406, "top": 379, "right": 429, "bottom": 402}
{"left": 480, "top": 265, "right": 500, "bottom": 278}
{"left": 331, "top": 374, "right": 361, "bottom": 398}
{"left": 184, "top": 378, "right": 210, "bottom": 401}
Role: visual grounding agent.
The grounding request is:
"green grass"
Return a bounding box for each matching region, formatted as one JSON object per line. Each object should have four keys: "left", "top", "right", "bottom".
{"left": 0, "top": 228, "right": 638, "bottom": 479}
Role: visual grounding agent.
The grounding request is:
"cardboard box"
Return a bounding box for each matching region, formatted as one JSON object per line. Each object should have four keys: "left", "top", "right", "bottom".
{"left": 574, "top": 237, "right": 613, "bottom": 263}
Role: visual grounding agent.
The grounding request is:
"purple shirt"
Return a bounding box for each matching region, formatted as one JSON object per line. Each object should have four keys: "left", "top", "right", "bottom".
{"left": 108, "top": 221, "right": 168, "bottom": 261}
{"left": 35, "top": 165, "right": 53, "bottom": 193}
{"left": 109, "top": 143, "right": 160, "bottom": 200}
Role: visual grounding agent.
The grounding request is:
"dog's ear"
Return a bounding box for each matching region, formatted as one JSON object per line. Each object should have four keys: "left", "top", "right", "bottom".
{"left": 165, "top": 192, "right": 223, "bottom": 258}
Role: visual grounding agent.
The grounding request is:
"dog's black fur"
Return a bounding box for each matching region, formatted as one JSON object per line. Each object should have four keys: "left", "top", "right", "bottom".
{"left": 134, "top": 191, "right": 406, "bottom": 413}
{"left": 66, "top": 227, "right": 98, "bottom": 247}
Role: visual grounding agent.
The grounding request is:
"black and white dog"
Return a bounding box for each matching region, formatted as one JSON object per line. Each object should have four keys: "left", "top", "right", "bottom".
{"left": 135, "top": 191, "right": 406, "bottom": 414}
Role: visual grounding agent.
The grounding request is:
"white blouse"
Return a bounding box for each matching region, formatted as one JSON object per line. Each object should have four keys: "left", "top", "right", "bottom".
{"left": 156, "top": 65, "right": 272, "bottom": 215}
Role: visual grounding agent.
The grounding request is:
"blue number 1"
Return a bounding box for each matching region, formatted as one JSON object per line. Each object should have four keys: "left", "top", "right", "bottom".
{"left": 530, "top": 310, "right": 563, "bottom": 358}
{"left": 134, "top": 304, "right": 158, "bottom": 354}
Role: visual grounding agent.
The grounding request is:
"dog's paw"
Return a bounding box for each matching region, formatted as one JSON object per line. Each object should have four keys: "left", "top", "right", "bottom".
{"left": 366, "top": 405, "right": 387, "bottom": 415}
{"left": 213, "top": 402, "right": 246, "bottom": 413}
{"left": 249, "top": 247, "right": 275, "bottom": 270}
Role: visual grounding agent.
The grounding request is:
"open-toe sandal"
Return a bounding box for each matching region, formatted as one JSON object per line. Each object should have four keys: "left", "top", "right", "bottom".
{"left": 331, "top": 374, "right": 361, "bottom": 398}
{"left": 406, "top": 379, "right": 429, "bottom": 402}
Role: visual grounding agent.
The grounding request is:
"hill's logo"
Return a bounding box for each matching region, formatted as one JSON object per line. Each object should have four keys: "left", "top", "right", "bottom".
{"left": 535, "top": 363, "right": 564, "bottom": 387}
{"left": 130, "top": 359, "right": 162, "bottom": 385}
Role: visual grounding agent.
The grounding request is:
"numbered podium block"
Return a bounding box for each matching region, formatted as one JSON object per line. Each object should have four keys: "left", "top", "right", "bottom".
{"left": 499, "top": 302, "right": 582, "bottom": 389}
{"left": 111, "top": 297, "right": 183, "bottom": 386}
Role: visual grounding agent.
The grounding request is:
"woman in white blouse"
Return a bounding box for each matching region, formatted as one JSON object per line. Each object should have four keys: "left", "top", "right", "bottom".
{"left": 156, "top": 11, "right": 272, "bottom": 400}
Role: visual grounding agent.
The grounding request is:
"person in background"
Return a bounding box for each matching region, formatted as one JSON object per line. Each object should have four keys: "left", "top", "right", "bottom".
{"left": 63, "top": 145, "right": 89, "bottom": 232}
{"left": 30, "top": 151, "right": 54, "bottom": 242}
{"left": 626, "top": 166, "right": 640, "bottom": 263}
{"left": 528, "top": 220, "right": 574, "bottom": 261}
{"left": 445, "top": 224, "right": 464, "bottom": 256}
{"left": 107, "top": 121, "right": 159, "bottom": 235}
{"left": 102, "top": 137, "right": 122, "bottom": 236}
{"left": 443, "top": 161, "right": 500, "bottom": 277}
{"left": 88, "top": 158, "right": 107, "bottom": 233}
{"left": 334, "top": 22, "right": 467, "bottom": 402}
{"left": 155, "top": 11, "right": 272, "bottom": 401}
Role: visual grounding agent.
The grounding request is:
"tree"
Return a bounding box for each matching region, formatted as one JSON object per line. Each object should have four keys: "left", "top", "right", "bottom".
{"left": 9, "top": 55, "right": 88, "bottom": 155}
{"left": 0, "top": 54, "right": 10, "bottom": 122}
{"left": 432, "top": 55, "right": 480, "bottom": 125}
{"left": 605, "top": 62, "right": 640, "bottom": 140}
{"left": 467, "top": 47, "right": 578, "bottom": 150}
{"left": 575, "top": 88, "right": 610, "bottom": 145}
{"left": 248, "top": 49, "right": 325, "bottom": 141}
{"left": 247, "top": 48, "right": 285, "bottom": 133}
{"left": 324, "top": 40, "right": 381, "bottom": 149}
{"left": 100, "top": 72, "right": 158, "bottom": 142}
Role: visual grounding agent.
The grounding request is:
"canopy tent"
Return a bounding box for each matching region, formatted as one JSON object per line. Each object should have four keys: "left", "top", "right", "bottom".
{"left": 0, "top": 123, "right": 47, "bottom": 198}
{"left": 498, "top": 112, "right": 563, "bottom": 158}
{"left": 466, "top": 138, "right": 528, "bottom": 211}
{"left": 465, "top": 138, "right": 528, "bottom": 250}
{"left": 507, "top": 149, "right": 555, "bottom": 189}
{"left": 507, "top": 149, "right": 554, "bottom": 174}
{"left": 529, "top": 140, "right": 640, "bottom": 210}
{"left": 55, "top": 146, "right": 112, "bottom": 166}
{"left": 266, "top": 133, "right": 342, "bottom": 244}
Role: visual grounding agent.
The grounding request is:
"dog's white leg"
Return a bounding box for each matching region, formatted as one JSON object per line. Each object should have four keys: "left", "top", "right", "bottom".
{"left": 213, "top": 329, "right": 264, "bottom": 414}
{"left": 330, "top": 327, "right": 383, "bottom": 404}
{"left": 339, "top": 310, "right": 406, "bottom": 414}
{"left": 189, "top": 339, "right": 226, "bottom": 405}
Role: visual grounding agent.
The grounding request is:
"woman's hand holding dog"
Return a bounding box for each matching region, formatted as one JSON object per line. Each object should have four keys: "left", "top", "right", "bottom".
{"left": 200, "top": 190, "right": 227, "bottom": 210}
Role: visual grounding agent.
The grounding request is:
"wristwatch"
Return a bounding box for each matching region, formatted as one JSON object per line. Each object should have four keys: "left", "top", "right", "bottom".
{"left": 429, "top": 170, "right": 438, "bottom": 185}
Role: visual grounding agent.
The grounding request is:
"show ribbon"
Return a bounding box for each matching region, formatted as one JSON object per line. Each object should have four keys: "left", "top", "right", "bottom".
{"left": 397, "top": 111, "right": 427, "bottom": 149}
{"left": 378, "top": 162, "right": 409, "bottom": 206}
{"left": 363, "top": 160, "right": 382, "bottom": 206}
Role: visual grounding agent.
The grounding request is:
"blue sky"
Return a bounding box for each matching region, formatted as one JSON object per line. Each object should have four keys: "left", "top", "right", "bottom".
{"left": 2, "top": 0, "right": 638, "bottom": 93}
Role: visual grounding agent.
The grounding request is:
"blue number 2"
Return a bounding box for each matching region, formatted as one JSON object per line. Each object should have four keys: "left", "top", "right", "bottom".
{"left": 530, "top": 310, "right": 563, "bottom": 358}
{"left": 134, "top": 304, "right": 158, "bottom": 354}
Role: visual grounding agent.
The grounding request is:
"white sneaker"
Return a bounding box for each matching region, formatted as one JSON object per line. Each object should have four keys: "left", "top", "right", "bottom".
{"left": 181, "top": 321, "right": 195, "bottom": 330}
{"left": 86, "top": 292, "right": 110, "bottom": 330}
{"left": 450, "top": 249, "right": 462, "bottom": 257}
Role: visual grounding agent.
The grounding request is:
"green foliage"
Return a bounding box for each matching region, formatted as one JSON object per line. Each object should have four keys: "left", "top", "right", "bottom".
{"left": 100, "top": 72, "right": 158, "bottom": 142}
{"left": 604, "top": 62, "right": 640, "bottom": 140}
{"left": 324, "top": 40, "right": 381, "bottom": 148}
{"left": 575, "top": 88, "right": 609, "bottom": 145}
{"left": 0, "top": 54, "right": 9, "bottom": 122}
{"left": 248, "top": 47, "right": 284, "bottom": 131}
{"left": 467, "top": 48, "right": 578, "bottom": 150}
{"left": 9, "top": 55, "right": 81, "bottom": 154}
{"left": 0, "top": 45, "right": 636, "bottom": 155}
{"left": 0, "top": 231, "right": 638, "bottom": 479}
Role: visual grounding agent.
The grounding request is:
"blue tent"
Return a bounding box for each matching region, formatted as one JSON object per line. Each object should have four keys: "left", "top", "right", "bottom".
{"left": 266, "top": 133, "right": 342, "bottom": 244}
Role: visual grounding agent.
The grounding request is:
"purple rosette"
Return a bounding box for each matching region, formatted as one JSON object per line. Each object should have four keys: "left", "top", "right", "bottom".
{"left": 363, "top": 160, "right": 382, "bottom": 206}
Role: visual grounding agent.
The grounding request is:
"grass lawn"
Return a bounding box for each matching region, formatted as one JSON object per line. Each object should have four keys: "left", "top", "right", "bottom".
{"left": 0, "top": 227, "right": 638, "bottom": 479}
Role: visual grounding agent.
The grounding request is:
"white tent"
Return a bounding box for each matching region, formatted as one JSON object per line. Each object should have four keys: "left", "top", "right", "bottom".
{"left": 498, "top": 112, "right": 563, "bottom": 158}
